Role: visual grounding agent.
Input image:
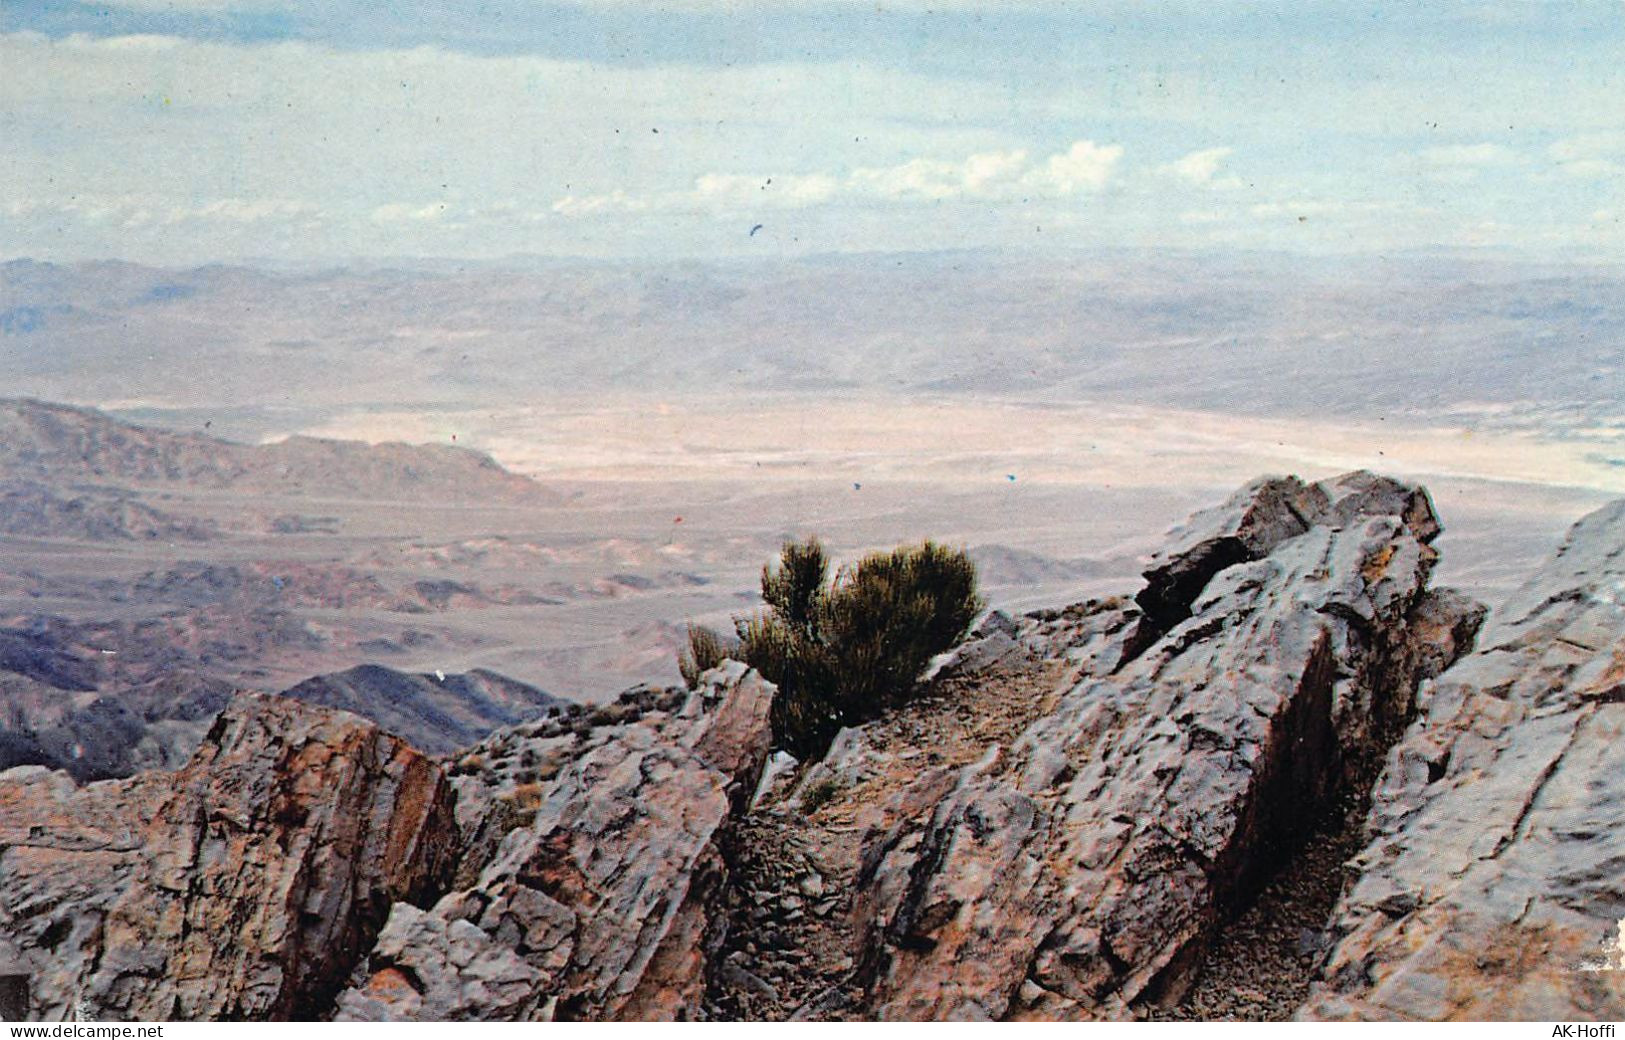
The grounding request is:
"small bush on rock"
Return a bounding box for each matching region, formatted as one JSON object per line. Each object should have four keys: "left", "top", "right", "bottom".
{"left": 689, "top": 536, "right": 982, "bottom": 759}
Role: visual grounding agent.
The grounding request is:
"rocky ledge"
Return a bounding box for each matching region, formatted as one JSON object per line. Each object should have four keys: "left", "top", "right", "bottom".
{"left": 1, "top": 470, "right": 1621, "bottom": 1022}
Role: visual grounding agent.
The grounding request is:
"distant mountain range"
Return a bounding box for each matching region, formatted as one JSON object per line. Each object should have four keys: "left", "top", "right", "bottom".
{"left": 0, "top": 617, "right": 569, "bottom": 776}
{"left": 3, "top": 253, "right": 1621, "bottom": 433}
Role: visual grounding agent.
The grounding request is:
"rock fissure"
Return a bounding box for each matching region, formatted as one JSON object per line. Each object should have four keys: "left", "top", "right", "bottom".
{"left": 1483, "top": 705, "right": 1591, "bottom": 864}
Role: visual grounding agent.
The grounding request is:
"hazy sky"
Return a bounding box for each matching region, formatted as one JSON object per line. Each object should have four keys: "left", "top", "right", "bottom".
{"left": 3, "top": 1, "right": 1622, "bottom": 264}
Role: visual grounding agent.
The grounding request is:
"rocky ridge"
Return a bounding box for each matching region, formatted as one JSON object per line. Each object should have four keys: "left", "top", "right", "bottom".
{"left": 732, "top": 470, "right": 1485, "bottom": 1020}
{"left": 1, "top": 470, "right": 1622, "bottom": 1021}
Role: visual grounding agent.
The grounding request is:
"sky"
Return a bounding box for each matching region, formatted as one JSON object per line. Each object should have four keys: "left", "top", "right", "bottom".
{"left": 2, "top": 0, "right": 1622, "bottom": 264}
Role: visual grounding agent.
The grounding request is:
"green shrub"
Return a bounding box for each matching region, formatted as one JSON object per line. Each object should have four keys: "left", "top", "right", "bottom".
{"left": 707, "top": 536, "right": 982, "bottom": 758}
{"left": 760, "top": 536, "right": 828, "bottom": 632}
{"left": 736, "top": 604, "right": 841, "bottom": 758}
{"left": 818, "top": 540, "right": 982, "bottom": 714}
{"left": 677, "top": 623, "right": 733, "bottom": 688}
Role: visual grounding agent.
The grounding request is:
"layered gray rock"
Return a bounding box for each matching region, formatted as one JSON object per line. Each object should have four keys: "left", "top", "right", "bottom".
{"left": 1301, "top": 499, "right": 1625, "bottom": 1020}
{"left": 336, "top": 661, "right": 775, "bottom": 1021}
{"left": 845, "top": 471, "right": 1481, "bottom": 1020}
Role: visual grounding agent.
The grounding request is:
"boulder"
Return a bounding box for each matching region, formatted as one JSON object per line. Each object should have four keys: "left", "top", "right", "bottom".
{"left": 337, "top": 662, "right": 775, "bottom": 1021}
{"left": 0, "top": 693, "right": 458, "bottom": 1021}
{"left": 1301, "top": 499, "right": 1625, "bottom": 1020}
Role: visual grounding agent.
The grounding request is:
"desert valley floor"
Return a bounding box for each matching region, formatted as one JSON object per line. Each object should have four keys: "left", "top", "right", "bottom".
{"left": 4, "top": 392, "right": 1618, "bottom": 709}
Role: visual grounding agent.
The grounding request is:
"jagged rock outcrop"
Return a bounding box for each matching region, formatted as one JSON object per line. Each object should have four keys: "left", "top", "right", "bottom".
{"left": 1301, "top": 499, "right": 1625, "bottom": 1020}
{"left": 0, "top": 693, "right": 458, "bottom": 1021}
{"left": 335, "top": 661, "right": 774, "bottom": 1021}
{"left": 842, "top": 471, "right": 1482, "bottom": 1020}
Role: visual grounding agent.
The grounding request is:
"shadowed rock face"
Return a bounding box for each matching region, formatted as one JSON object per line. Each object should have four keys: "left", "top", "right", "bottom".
{"left": 1301, "top": 499, "right": 1625, "bottom": 1021}
{"left": 843, "top": 471, "right": 1482, "bottom": 1020}
{"left": 0, "top": 694, "right": 459, "bottom": 1021}
{"left": 335, "top": 662, "right": 775, "bottom": 1022}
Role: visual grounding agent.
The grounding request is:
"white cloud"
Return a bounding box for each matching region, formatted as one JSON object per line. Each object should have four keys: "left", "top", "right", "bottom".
{"left": 7, "top": 193, "right": 322, "bottom": 227}
{"left": 1401, "top": 142, "right": 1523, "bottom": 185}
{"left": 1157, "top": 146, "right": 1240, "bottom": 188}
{"left": 551, "top": 191, "right": 650, "bottom": 216}
{"left": 1248, "top": 199, "right": 1386, "bottom": 219}
{"left": 552, "top": 140, "right": 1121, "bottom": 219}
{"left": 1416, "top": 143, "right": 1519, "bottom": 168}
{"left": 848, "top": 149, "right": 1031, "bottom": 201}
{"left": 1420, "top": 143, "right": 1518, "bottom": 167}
{"left": 1022, "top": 140, "right": 1123, "bottom": 194}
{"left": 189, "top": 198, "right": 322, "bottom": 223}
{"left": 372, "top": 202, "right": 452, "bottom": 223}
{"left": 692, "top": 172, "right": 841, "bottom": 208}
{"left": 1548, "top": 133, "right": 1625, "bottom": 179}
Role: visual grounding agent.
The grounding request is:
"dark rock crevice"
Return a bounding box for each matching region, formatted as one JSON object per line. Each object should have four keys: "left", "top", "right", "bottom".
{"left": 1159, "top": 578, "right": 1484, "bottom": 1019}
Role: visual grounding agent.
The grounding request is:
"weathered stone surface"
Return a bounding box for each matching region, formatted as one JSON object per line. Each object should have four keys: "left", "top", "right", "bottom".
{"left": 847, "top": 471, "right": 1481, "bottom": 1020}
{"left": 0, "top": 692, "right": 458, "bottom": 1021}
{"left": 1301, "top": 499, "right": 1625, "bottom": 1021}
{"left": 333, "top": 905, "right": 544, "bottom": 1021}
{"left": 337, "top": 661, "right": 774, "bottom": 1021}
{"left": 921, "top": 610, "right": 1031, "bottom": 683}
